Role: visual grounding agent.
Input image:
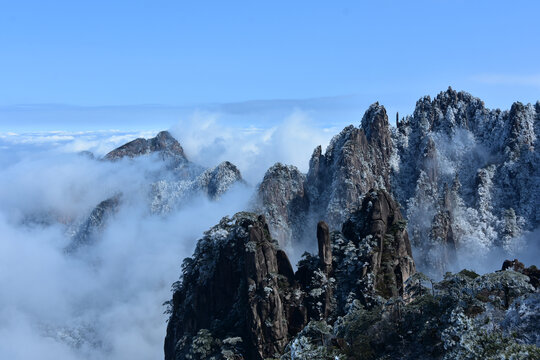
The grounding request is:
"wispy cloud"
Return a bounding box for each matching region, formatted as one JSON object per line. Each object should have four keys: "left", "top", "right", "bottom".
{"left": 472, "top": 73, "right": 540, "bottom": 87}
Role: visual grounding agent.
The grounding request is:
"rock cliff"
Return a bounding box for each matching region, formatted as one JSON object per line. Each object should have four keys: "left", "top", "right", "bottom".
{"left": 164, "top": 190, "right": 416, "bottom": 359}
{"left": 258, "top": 88, "right": 539, "bottom": 276}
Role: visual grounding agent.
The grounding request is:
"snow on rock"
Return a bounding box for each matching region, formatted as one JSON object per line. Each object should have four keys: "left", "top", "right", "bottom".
{"left": 393, "top": 87, "right": 539, "bottom": 276}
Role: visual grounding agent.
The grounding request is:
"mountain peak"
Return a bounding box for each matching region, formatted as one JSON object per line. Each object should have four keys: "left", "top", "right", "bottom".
{"left": 361, "top": 102, "right": 388, "bottom": 139}
{"left": 104, "top": 130, "right": 187, "bottom": 161}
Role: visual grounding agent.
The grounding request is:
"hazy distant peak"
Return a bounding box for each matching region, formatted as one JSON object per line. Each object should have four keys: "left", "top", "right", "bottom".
{"left": 104, "top": 130, "right": 187, "bottom": 161}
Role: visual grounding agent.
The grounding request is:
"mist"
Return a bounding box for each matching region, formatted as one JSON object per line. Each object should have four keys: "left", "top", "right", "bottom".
{"left": 1, "top": 107, "right": 537, "bottom": 359}
{"left": 0, "top": 110, "right": 336, "bottom": 360}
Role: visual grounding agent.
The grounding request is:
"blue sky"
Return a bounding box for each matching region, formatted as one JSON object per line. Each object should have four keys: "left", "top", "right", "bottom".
{"left": 1, "top": 1, "right": 539, "bottom": 131}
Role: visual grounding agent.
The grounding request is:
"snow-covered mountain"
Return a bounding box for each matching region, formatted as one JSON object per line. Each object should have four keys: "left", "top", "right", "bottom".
{"left": 394, "top": 88, "right": 539, "bottom": 275}
{"left": 258, "top": 88, "right": 539, "bottom": 276}
{"left": 67, "top": 131, "right": 245, "bottom": 251}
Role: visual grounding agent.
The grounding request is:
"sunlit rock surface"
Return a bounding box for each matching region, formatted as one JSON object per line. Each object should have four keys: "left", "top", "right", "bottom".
{"left": 259, "top": 88, "right": 539, "bottom": 277}
{"left": 104, "top": 130, "right": 187, "bottom": 163}
{"left": 164, "top": 190, "right": 417, "bottom": 359}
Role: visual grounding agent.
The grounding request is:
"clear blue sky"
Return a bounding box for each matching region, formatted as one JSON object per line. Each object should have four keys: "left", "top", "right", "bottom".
{"left": 1, "top": 1, "right": 539, "bottom": 130}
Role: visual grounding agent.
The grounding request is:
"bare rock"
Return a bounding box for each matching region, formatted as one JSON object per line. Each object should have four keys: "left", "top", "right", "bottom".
{"left": 341, "top": 189, "right": 415, "bottom": 301}
{"left": 257, "top": 163, "right": 309, "bottom": 247}
{"left": 104, "top": 131, "right": 187, "bottom": 163}
{"left": 164, "top": 213, "right": 306, "bottom": 360}
{"left": 307, "top": 103, "right": 392, "bottom": 228}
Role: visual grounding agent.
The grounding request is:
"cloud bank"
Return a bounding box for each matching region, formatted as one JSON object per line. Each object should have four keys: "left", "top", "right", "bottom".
{"left": 0, "top": 110, "right": 337, "bottom": 359}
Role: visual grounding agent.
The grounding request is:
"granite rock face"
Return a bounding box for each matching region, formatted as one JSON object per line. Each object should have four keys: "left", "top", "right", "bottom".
{"left": 104, "top": 130, "right": 187, "bottom": 163}
{"left": 259, "top": 88, "right": 539, "bottom": 277}
{"left": 164, "top": 190, "right": 416, "bottom": 360}
{"left": 258, "top": 103, "right": 393, "bottom": 248}
{"left": 394, "top": 87, "right": 539, "bottom": 275}
{"left": 163, "top": 213, "right": 306, "bottom": 360}
{"left": 256, "top": 163, "right": 309, "bottom": 246}
{"left": 340, "top": 190, "right": 415, "bottom": 301}
{"left": 307, "top": 103, "right": 393, "bottom": 228}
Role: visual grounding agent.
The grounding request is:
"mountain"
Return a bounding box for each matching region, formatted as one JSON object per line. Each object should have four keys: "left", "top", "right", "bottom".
{"left": 393, "top": 88, "right": 539, "bottom": 275}
{"left": 164, "top": 190, "right": 539, "bottom": 359}
{"left": 163, "top": 89, "right": 539, "bottom": 359}
{"left": 104, "top": 130, "right": 188, "bottom": 163}
{"left": 66, "top": 132, "right": 244, "bottom": 250}
{"left": 164, "top": 190, "right": 415, "bottom": 360}
{"left": 256, "top": 103, "right": 393, "bottom": 250}
{"left": 258, "top": 88, "right": 539, "bottom": 276}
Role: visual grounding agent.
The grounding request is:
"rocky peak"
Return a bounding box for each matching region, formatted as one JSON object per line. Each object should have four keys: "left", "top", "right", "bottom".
{"left": 410, "top": 88, "right": 486, "bottom": 135}
{"left": 361, "top": 102, "right": 392, "bottom": 159}
{"left": 258, "top": 105, "right": 395, "bottom": 249}
{"left": 104, "top": 130, "right": 187, "bottom": 162}
{"left": 308, "top": 106, "right": 392, "bottom": 225}
{"left": 150, "top": 161, "right": 244, "bottom": 214}
{"left": 164, "top": 212, "right": 305, "bottom": 360}
{"left": 165, "top": 189, "right": 417, "bottom": 359}
{"left": 257, "top": 163, "right": 309, "bottom": 247}
{"left": 196, "top": 161, "right": 244, "bottom": 200}
{"left": 393, "top": 89, "right": 539, "bottom": 276}
{"left": 340, "top": 189, "right": 415, "bottom": 301}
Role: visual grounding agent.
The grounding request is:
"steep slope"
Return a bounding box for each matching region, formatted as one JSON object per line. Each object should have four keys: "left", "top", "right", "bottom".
{"left": 65, "top": 195, "right": 121, "bottom": 252}
{"left": 257, "top": 103, "right": 394, "bottom": 248}
{"left": 66, "top": 133, "right": 245, "bottom": 249}
{"left": 104, "top": 130, "right": 187, "bottom": 163}
{"left": 164, "top": 189, "right": 415, "bottom": 360}
{"left": 394, "top": 87, "right": 539, "bottom": 275}
{"left": 258, "top": 88, "right": 539, "bottom": 276}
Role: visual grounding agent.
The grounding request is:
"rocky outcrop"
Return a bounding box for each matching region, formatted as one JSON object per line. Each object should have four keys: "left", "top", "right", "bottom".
{"left": 258, "top": 103, "right": 394, "bottom": 248}
{"left": 165, "top": 190, "right": 416, "bottom": 359}
{"left": 196, "top": 161, "right": 244, "bottom": 200}
{"left": 306, "top": 103, "right": 393, "bottom": 228}
{"left": 257, "top": 163, "right": 309, "bottom": 246}
{"left": 334, "top": 190, "right": 415, "bottom": 308}
{"left": 104, "top": 131, "right": 187, "bottom": 163}
{"left": 164, "top": 213, "right": 306, "bottom": 360}
{"left": 66, "top": 195, "right": 121, "bottom": 252}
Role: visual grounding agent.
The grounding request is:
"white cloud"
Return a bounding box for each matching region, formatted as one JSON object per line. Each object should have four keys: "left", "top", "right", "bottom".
{"left": 170, "top": 109, "right": 335, "bottom": 183}
{"left": 0, "top": 109, "right": 337, "bottom": 359}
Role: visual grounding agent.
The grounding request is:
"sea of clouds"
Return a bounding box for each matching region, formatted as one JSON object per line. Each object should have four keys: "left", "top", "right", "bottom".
{"left": 0, "top": 110, "right": 338, "bottom": 360}
{"left": 0, "top": 107, "right": 537, "bottom": 359}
